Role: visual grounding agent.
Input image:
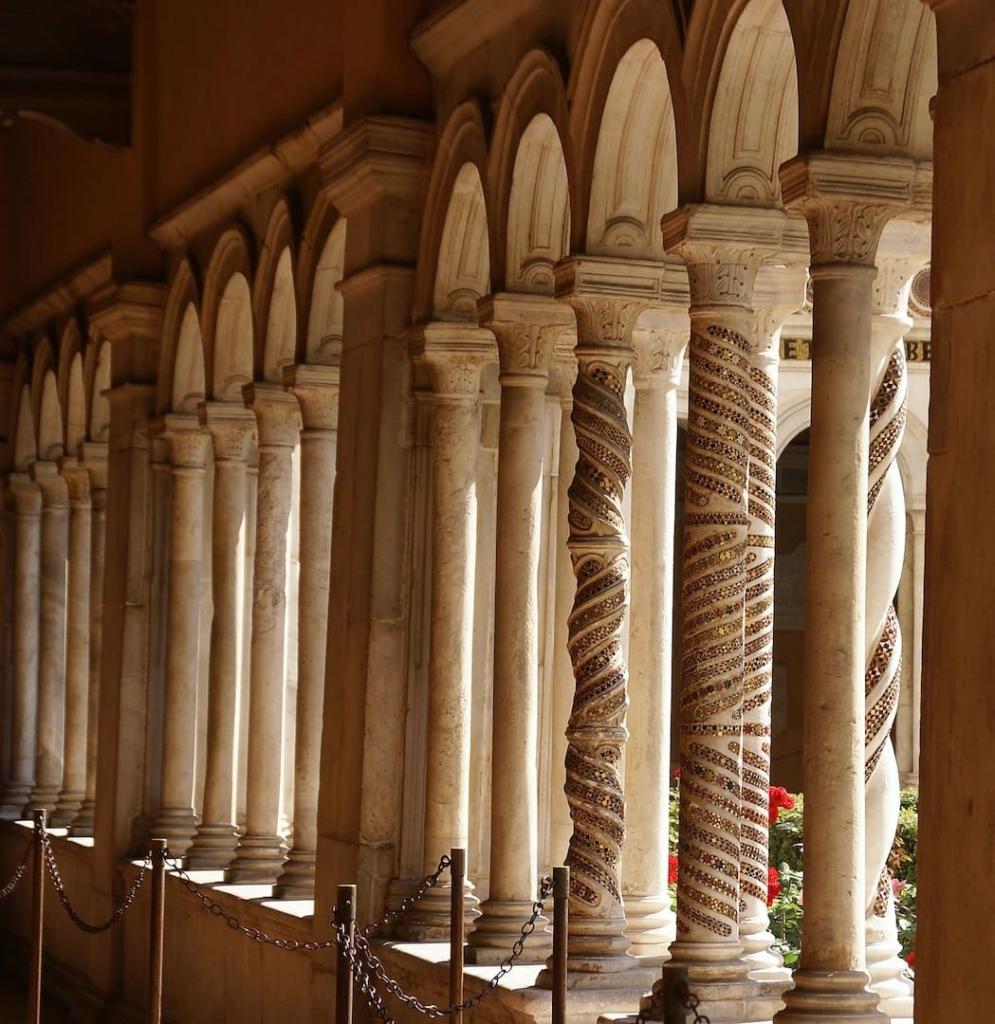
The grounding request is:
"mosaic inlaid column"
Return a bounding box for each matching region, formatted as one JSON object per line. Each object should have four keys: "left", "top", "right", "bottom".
{"left": 276, "top": 364, "right": 339, "bottom": 899}
{"left": 51, "top": 462, "right": 92, "bottom": 826}
{"left": 0, "top": 474, "right": 41, "bottom": 815}
{"left": 739, "top": 270, "right": 806, "bottom": 981}
{"left": 71, "top": 442, "right": 108, "bottom": 834}
{"left": 862, "top": 258, "right": 922, "bottom": 1016}
{"left": 151, "top": 415, "right": 210, "bottom": 855}
{"left": 187, "top": 405, "right": 256, "bottom": 869}
{"left": 623, "top": 322, "right": 686, "bottom": 961}
{"left": 229, "top": 384, "right": 301, "bottom": 883}
{"left": 556, "top": 288, "right": 644, "bottom": 976}
{"left": 659, "top": 221, "right": 765, "bottom": 1013}
{"left": 29, "top": 462, "right": 69, "bottom": 813}
{"left": 775, "top": 156, "right": 900, "bottom": 1024}
{"left": 469, "top": 297, "right": 570, "bottom": 963}
{"left": 399, "top": 327, "right": 490, "bottom": 938}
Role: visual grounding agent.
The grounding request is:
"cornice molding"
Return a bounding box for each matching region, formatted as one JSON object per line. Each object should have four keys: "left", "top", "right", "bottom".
{"left": 87, "top": 281, "right": 165, "bottom": 346}
{"left": 149, "top": 102, "right": 343, "bottom": 250}
{"left": 5, "top": 252, "right": 113, "bottom": 336}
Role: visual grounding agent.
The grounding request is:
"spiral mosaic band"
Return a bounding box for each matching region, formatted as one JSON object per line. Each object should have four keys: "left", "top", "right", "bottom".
{"left": 676, "top": 322, "right": 752, "bottom": 943}
{"left": 564, "top": 353, "right": 631, "bottom": 926}
{"left": 740, "top": 348, "right": 777, "bottom": 929}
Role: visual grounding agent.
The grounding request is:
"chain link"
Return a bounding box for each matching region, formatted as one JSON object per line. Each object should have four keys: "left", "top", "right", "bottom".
{"left": 0, "top": 838, "right": 31, "bottom": 900}
{"left": 340, "top": 875, "right": 554, "bottom": 1021}
{"left": 678, "top": 981, "right": 711, "bottom": 1024}
{"left": 41, "top": 829, "right": 150, "bottom": 933}
{"left": 360, "top": 855, "right": 451, "bottom": 938}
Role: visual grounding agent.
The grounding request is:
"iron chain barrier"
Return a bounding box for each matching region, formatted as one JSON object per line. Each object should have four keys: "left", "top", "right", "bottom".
{"left": 0, "top": 835, "right": 31, "bottom": 900}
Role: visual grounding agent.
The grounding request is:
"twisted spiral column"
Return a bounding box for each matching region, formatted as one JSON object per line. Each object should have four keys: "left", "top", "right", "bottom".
{"left": 863, "top": 260, "right": 921, "bottom": 1016}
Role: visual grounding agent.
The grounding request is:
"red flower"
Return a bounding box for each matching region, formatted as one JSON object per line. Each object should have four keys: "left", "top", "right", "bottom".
{"left": 668, "top": 854, "right": 679, "bottom": 885}
{"left": 673, "top": 767, "right": 682, "bottom": 779}
{"left": 768, "top": 786, "right": 796, "bottom": 824}
{"left": 907, "top": 951, "right": 916, "bottom": 969}
{"left": 766, "top": 866, "right": 781, "bottom": 907}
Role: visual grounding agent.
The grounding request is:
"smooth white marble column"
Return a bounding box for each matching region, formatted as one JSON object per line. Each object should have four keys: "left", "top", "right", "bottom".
{"left": 275, "top": 364, "right": 340, "bottom": 899}
{"left": 0, "top": 474, "right": 41, "bottom": 815}
{"left": 400, "top": 326, "right": 491, "bottom": 938}
{"left": 51, "top": 462, "right": 91, "bottom": 825}
{"left": 29, "top": 462, "right": 69, "bottom": 813}
{"left": 774, "top": 156, "right": 900, "bottom": 1024}
{"left": 623, "top": 322, "right": 686, "bottom": 962}
{"left": 187, "top": 404, "right": 256, "bottom": 868}
{"left": 468, "top": 297, "right": 570, "bottom": 963}
{"left": 70, "top": 442, "right": 108, "bottom": 835}
{"left": 228, "top": 384, "right": 301, "bottom": 883}
{"left": 151, "top": 415, "right": 210, "bottom": 855}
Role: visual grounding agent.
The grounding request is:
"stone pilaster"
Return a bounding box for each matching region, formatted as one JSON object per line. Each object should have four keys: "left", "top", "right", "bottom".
{"left": 275, "top": 364, "right": 340, "bottom": 899}
{"left": 228, "top": 384, "right": 301, "bottom": 883}
{"left": 187, "top": 404, "right": 256, "bottom": 869}
{"left": 622, "top": 317, "right": 687, "bottom": 962}
{"left": 397, "top": 325, "right": 492, "bottom": 938}
{"left": 29, "top": 461, "right": 70, "bottom": 813}
{"left": 0, "top": 473, "right": 41, "bottom": 815}
{"left": 151, "top": 414, "right": 210, "bottom": 855}
{"left": 51, "top": 461, "right": 92, "bottom": 825}
{"left": 773, "top": 152, "right": 919, "bottom": 1024}
{"left": 70, "top": 441, "right": 108, "bottom": 835}
{"left": 466, "top": 296, "right": 571, "bottom": 962}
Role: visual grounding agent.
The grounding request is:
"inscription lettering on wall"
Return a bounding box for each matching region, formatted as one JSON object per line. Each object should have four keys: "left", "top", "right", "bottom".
{"left": 779, "top": 338, "right": 931, "bottom": 362}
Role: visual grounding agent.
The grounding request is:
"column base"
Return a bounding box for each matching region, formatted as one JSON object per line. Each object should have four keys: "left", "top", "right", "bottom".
{"left": 185, "top": 823, "right": 240, "bottom": 870}
{"left": 536, "top": 962, "right": 657, "bottom": 992}
{"left": 553, "top": 910, "right": 642, "bottom": 976}
{"left": 149, "top": 809, "right": 199, "bottom": 857}
{"left": 867, "top": 920, "right": 914, "bottom": 1017}
{"left": 0, "top": 781, "right": 32, "bottom": 819}
{"left": 741, "top": 922, "right": 792, "bottom": 984}
{"left": 394, "top": 879, "right": 480, "bottom": 941}
{"left": 68, "top": 800, "right": 94, "bottom": 836}
{"left": 641, "top": 946, "right": 759, "bottom": 1022}
{"left": 623, "top": 892, "right": 676, "bottom": 963}
{"left": 28, "top": 784, "right": 61, "bottom": 814}
{"left": 50, "top": 791, "right": 84, "bottom": 828}
{"left": 226, "top": 833, "right": 288, "bottom": 883}
{"left": 773, "top": 969, "right": 887, "bottom": 1023}
{"left": 466, "top": 898, "right": 552, "bottom": 964}
{"left": 273, "top": 848, "right": 316, "bottom": 899}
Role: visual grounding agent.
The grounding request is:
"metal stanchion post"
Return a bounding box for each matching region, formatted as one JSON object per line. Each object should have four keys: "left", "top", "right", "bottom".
{"left": 335, "top": 884, "right": 356, "bottom": 1024}
{"left": 449, "top": 848, "right": 465, "bottom": 1024}
{"left": 551, "top": 865, "right": 569, "bottom": 1024}
{"left": 27, "top": 809, "right": 45, "bottom": 1024}
{"left": 147, "top": 840, "right": 167, "bottom": 1024}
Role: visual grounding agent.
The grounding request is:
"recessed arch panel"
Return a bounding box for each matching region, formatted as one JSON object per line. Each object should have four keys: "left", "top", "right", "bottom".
{"left": 89, "top": 341, "right": 111, "bottom": 442}
{"left": 66, "top": 352, "right": 86, "bottom": 456}
{"left": 306, "top": 219, "right": 346, "bottom": 363}
{"left": 38, "top": 370, "right": 63, "bottom": 460}
{"left": 263, "top": 246, "right": 297, "bottom": 382}
{"left": 172, "top": 303, "right": 207, "bottom": 414}
{"left": 587, "top": 39, "right": 678, "bottom": 258}
{"left": 13, "top": 384, "right": 37, "bottom": 470}
{"left": 212, "top": 273, "right": 254, "bottom": 400}
{"left": 433, "top": 162, "right": 491, "bottom": 319}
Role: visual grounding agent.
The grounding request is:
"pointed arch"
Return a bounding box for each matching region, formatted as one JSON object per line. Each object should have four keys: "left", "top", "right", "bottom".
{"left": 38, "top": 370, "right": 63, "bottom": 460}
{"left": 172, "top": 304, "right": 207, "bottom": 414}
{"left": 65, "top": 353, "right": 86, "bottom": 457}
{"left": 254, "top": 198, "right": 298, "bottom": 382}
{"left": 569, "top": 0, "right": 687, "bottom": 244}
{"left": 587, "top": 39, "right": 678, "bottom": 258}
{"left": 705, "top": 0, "right": 798, "bottom": 205}
{"left": 13, "top": 383, "right": 36, "bottom": 470}
{"left": 414, "top": 101, "right": 491, "bottom": 324}
{"left": 159, "top": 258, "right": 204, "bottom": 415}
{"left": 825, "top": 0, "right": 936, "bottom": 159}
{"left": 201, "top": 226, "right": 255, "bottom": 401}
{"left": 88, "top": 340, "right": 111, "bottom": 442}
{"left": 432, "top": 163, "right": 491, "bottom": 319}
{"left": 489, "top": 50, "right": 574, "bottom": 292}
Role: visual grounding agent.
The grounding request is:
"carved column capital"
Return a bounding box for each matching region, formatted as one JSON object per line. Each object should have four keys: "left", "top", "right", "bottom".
{"left": 631, "top": 320, "right": 688, "bottom": 390}
{"left": 159, "top": 413, "right": 211, "bottom": 470}
{"left": 476, "top": 293, "right": 572, "bottom": 386}
{"left": 8, "top": 471, "right": 41, "bottom": 515}
{"left": 283, "top": 363, "right": 342, "bottom": 430}
{"left": 779, "top": 153, "right": 927, "bottom": 268}
{"left": 751, "top": 263, "right": 809, "bottom": 365}
{"left": 31, "top": 460, "right": 70, "bottom": 508}
{"left": 198, "top": 402, "right": 257, "bottom": 462}
{"left": 242, "top": 383, "right": 302, "bottom": 449}
{"left": 59, "top": 459, "right": 92, "bottom": 506}
{"left": 413, "top": 322, "right": 495, "bottom": 399}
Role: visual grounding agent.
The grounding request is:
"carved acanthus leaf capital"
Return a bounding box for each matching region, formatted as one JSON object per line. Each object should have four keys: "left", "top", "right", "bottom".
{"left": 59, "top": 460, "right": 92, "bottom": 506}
{"left": 565, "top": 295, "right": 645, "bottom": 351}
{"left": 631, "top": 327, "right": 687, "bottom": 388}
{"left": 160, "top": 414, "right": 211, "bottom": 470}
{"left": 414, "top": 322, "right": 494, "bottom": 399}
{"left": 283, "top": 363, "right": 342, "bottom": 430}
{"left": 242, "top": 383, "right": 302, "bottom": 449}
{"left": 199, "top": 403, "right": 257, "bottom": 462}
{"left": 871, "top": 254, "right": 930, "bottom": 319}
{"left": 477, "top": 293, "right": 572, "bottom": 384}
